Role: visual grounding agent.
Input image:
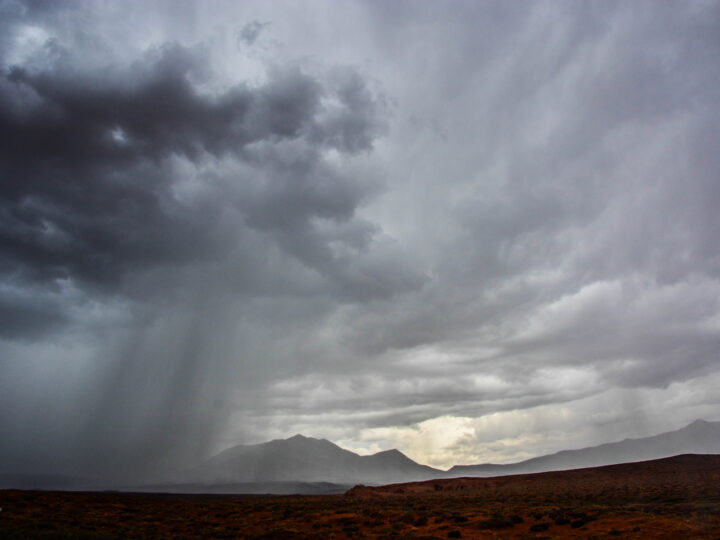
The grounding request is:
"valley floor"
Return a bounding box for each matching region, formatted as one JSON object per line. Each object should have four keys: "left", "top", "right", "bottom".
{"left": 1, "top": 454, "right": 719, "bottom": 539}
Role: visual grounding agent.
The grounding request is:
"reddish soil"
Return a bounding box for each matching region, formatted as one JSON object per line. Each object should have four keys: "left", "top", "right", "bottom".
{"left": 1, "top": 454, "right": 719, "bottom": 539}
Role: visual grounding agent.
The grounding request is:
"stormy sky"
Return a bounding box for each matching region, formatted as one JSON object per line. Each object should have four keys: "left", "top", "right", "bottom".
{"left": 2, "top": 0, "right": 720, "bottom": 479}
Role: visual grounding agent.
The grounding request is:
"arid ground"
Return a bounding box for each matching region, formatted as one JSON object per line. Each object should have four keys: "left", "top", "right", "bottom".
{"left": 1, "top": 454, "right": 719, "bottom": 539}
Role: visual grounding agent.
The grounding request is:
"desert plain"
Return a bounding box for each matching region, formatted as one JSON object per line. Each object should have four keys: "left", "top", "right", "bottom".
{"left": 1, "top": 454, "right": 719, "bottom": 539}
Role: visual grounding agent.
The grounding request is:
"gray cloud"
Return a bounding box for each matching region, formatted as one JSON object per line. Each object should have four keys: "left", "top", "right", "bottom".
{"left": 2, "top": 0, "right": 720, "bottom": 476}
{"left": 0, "top": 37, "right": 392, "bottom": 311}
{"left": 237, "top": 20, "right": 269, "bottom": 47}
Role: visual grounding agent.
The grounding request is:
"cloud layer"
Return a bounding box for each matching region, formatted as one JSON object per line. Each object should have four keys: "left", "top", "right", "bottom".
{"left": 1, "top": 0, "right": 719, "bottom": 475}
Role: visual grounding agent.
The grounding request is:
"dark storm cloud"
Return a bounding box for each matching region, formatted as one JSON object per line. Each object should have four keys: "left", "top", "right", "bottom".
{"left": 0, "top": 40, "right": 392, "bottom": 335}
{"left": 3, "top": 0, "right": 720, "bottom": 474}
{"left": 0, "top": 3, "right": 404, "bottom": 478}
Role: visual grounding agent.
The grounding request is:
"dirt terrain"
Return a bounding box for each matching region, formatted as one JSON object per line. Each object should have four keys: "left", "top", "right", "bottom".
{"left": 1, "top": 454, "right": 719, "bottom": 539}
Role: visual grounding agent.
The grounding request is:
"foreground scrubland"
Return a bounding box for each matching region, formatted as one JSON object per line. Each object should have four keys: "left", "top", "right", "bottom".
{"left": 1, "top": 454, "right": 719, "bottom": 539}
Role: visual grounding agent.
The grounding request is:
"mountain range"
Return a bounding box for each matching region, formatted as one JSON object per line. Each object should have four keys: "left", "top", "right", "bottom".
{"left": 160, "top": 419, "right": 720, "bottom": 492}
{"left": 189, "top": 433, "right": 441, "bottom": 486}
{"left": 448, "top": 418, "right": 720, "bottom": 477}
{"left": 2, "top": 419, "right": 718, "bottom": 493}
{"left": 182, "top": 419, "right": 720, "bottom": 491}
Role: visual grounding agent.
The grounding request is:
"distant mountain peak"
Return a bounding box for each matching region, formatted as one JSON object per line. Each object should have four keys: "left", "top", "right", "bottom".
{"left": 288, "top": 433, "right": 308, "bottom": 441}
{"left": 374, "top": 449, "right": 404, "bottom": 457}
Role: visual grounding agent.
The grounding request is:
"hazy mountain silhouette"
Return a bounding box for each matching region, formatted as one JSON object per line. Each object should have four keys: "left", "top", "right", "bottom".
{"left": 191, "top": 434, "right": 440, "bottom": 486}
{"left": 449, "top": 419, "right": 720, "bottom": 477}
{"left": 3, "top": 420, "right": 718, "bottom": 493}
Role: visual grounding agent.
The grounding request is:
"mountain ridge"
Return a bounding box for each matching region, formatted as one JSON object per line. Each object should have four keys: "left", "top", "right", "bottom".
{"left": 3, "top": 419, "right": 718, "bottom": 493}
{"left": 448, "top": 418, "right": 720, "bottom": 476}
{"left": 191, "top": 433, "right": 441, "bottom": 486}
{"left": 192, "top": 419, "right": 720, "bottom": 487}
